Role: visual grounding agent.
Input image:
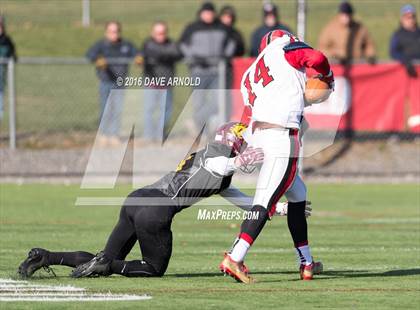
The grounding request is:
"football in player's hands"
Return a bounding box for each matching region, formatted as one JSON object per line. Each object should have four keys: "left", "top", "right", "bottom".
{"left": 234, "top": 147, "right": 264, "bottom": 168}
{"left": 304, "top": 78, "right": 332, "bottom": 105}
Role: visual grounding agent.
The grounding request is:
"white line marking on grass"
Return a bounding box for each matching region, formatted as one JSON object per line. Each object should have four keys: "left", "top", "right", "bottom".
{"left": 0, "top": 285, "right": 85, "bottom": 292}
{"left": 0, "top": 293, "right": 152, "bottom": 302}
{"left": 0, "top": 279, "right": 28, "bottom": 284}
{"left": 0, "top": 278, "right": 151, "bottom": 302}
{"left": 361, "top": 218, "right": 420, "bottom": 224}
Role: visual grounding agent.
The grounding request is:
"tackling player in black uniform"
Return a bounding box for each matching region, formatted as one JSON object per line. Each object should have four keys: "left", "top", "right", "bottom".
{"left": 18, "top": 122, "right": 278, "bottom": 278}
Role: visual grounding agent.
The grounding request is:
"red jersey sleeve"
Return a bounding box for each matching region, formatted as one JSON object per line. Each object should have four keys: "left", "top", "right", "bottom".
{"left": 284, "top": 48, "right": 331, "bottom": 76}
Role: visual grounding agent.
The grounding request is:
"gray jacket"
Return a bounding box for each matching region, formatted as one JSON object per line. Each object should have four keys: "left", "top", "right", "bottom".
{"left": 179, "top": 20, "right": 235, "bottom": 74}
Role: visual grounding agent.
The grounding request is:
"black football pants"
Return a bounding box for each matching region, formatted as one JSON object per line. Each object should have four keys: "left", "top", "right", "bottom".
{"left": 47, "top": 188, "right": 176, "bottom": 277}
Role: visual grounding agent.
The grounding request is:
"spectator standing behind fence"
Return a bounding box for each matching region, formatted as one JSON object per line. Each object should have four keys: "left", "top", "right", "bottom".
{"left": 249, "top": 3, "right": 291, "bottom": 57}
{"left": 179, "top": 2, "right": 235, "bottom": 135}
{"left": 141, "top": 21, "right": 182, "bottom": 142}
{"left": 390, "top": 4, "right": 420, "bottom": 78}
{"left": 86, "top": 21, "right": 139, "bottom": 147}
{"left": 219, "top": 5, "right": 244, "bottom": 121}
{"left": 219, "top": 6, "right": 245, "bottom": 57}
{"left": 0, "top": 16, "right": 17, "bottom": 123}
{"left": 318, "top": 1, "right": 376, "bottom": 65}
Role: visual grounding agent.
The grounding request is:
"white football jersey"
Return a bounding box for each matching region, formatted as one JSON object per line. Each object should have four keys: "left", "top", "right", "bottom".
{"left": 240, "top": 38, "right": 306, "bottom": 129}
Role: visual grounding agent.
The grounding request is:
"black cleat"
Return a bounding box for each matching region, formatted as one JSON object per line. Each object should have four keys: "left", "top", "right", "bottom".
{"left": 18, "top": 248, "right": 55, "bottom": 278}
{"left": 70, "top": 251, "right": 111, "bottom": 278}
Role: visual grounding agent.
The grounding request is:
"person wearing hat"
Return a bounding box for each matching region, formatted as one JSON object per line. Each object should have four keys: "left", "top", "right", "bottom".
{"left": 219, "top": 5, "right": 245, "bottom": 57}
{"left": 390, "top": 4, "right": 420, "bottom": 77}
{"left": 0, "top": 15, "right": 17, "bottom": 122}
{"left": 219, "top": 5, "right": 245, "bottom": 121}
{"left": 179, "top": 2, "right": 235, "bottom": 135}
{"left": 318, "top": 1, "right": 376, "bottom": 65}
{"left": 249, "top": 2, "right": 292, "bottom": 57}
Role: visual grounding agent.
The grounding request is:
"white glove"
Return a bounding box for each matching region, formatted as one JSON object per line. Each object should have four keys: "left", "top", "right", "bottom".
{"left": 235, "top": 147, "right": 264, "bottom": 174}
{"left": 275, "top": 201, "right": 312, "bottom": 218}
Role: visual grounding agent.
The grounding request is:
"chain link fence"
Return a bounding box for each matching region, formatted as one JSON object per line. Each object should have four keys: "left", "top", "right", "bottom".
{"left": 2, "top": 58, "right": 419, "bottom": 146}
{"left": 0, "top": 0, "right": 419, "bottom": 179}
{"left": 0, "top": 57, "right": 418, "bottom": 180}
{"left": 0, "top": 58, "right": 232, "bottom": 148}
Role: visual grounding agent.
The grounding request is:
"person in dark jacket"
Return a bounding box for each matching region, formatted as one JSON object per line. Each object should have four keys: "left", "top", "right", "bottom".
{"left": 86, "top": 21, "right": 139, "bottom": 146}
{"left": 142, "top": 21, "right": 182, "bottom": 142}
{"left": 179, "top": 2, "right": 235, "bottom": 135}
{"left": 249, "top": 2, "right": 292, "bottom": 57}
{"left": 390, "top": 4, "right": 420, "bottom": 77}
{"left": 219, "top": 6, "right": 245, "bottom": 57}
{"left": 0, "top": 16, "right": 17, "bottom": 122}
{"left": 219, "top": 5, "right": 245, "bottom": 121}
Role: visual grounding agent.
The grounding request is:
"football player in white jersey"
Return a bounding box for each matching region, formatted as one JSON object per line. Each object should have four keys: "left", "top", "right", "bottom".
{"left": 219, "top": 30, "right": 334, "bottom": 283}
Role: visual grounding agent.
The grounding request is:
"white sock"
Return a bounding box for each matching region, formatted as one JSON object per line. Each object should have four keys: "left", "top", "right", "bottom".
{"left": 295, "top": 245, "right": 313, "bottom": 266}
{"left": 229, "top": 238, "right": 250, "bottom": 262}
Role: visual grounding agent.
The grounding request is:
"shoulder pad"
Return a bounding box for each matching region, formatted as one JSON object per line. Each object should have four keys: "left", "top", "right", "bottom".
{"left": 283, "top": 41, "right": 313, "bottom": 52}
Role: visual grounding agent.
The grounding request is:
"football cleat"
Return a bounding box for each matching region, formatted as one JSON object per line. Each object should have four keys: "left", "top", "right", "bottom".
{"left": 219, "top": 253, "right": 254, "bottom": 284}
{"left": 300, "top": 260, "right": 323, "bottom": 280}
{"left": 18, "top": 248, "right": 55, "bottom": 278}
{"left": 70, "top": 251, "right": 111, "bottom": 278}
{"left": 224, "top": 252, "right": 250, "bottom": 274}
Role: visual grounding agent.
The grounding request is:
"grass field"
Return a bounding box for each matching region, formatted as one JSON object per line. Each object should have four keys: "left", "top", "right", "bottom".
{"left": 0, "top": 183, "right": 419, "bottom": 308}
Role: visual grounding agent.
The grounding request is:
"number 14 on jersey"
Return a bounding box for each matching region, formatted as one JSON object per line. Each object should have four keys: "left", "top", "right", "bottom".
{"left": 243, "top": 56, "right": 274, "bottom": 106}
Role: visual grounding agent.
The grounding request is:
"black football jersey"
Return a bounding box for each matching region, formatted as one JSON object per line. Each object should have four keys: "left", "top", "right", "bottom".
{"left": 144, "top": 142, "right": 235, "bottom": 210}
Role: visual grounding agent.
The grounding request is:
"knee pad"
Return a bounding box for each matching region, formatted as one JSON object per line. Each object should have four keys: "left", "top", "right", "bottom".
{"left": 123, "top": 260, "right": 160, "bottom": 277}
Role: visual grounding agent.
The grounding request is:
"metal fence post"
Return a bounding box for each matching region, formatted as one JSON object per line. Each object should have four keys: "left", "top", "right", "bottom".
{"left": 82, "top": 0, "right": 90, "bottom": 27}
{"left": 296, "top": 0, "right": 306, "bottom": 41}
{"left": 296, "top": 0, "right": 307, "bottom": 175}
{"left": 7, "top": 58, "right": 16, "bottom": 150}
{"left": 218, "top": 60, "right": 227, "bottom": 123}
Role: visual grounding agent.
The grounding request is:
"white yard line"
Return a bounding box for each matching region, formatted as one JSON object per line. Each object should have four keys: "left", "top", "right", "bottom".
{"left": 0, "top": 294, "right": 152, "bottom": 302}
{"left": 361, "top": 218, "right": 420, "bottom": 224}
{"left": 0, "top": 279, "right": 28, "bottom": 283}
{"left": 0, "top": 285, "right": 85, "bottom": 292}
{"left": 0, "top": 278, "right": 151, "bottom": 302}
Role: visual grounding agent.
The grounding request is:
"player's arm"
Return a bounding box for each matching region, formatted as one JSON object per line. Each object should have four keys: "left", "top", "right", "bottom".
{"left": 219, "top": 185, "right": 253, "bottom": 211}
{"left": 203, "top": 147, "right": 264, "bottom": 176}
{"left": 220, "top": 186, "right": 312, "bottom": 217}
{"left": 219, "top": 185, "right": 278, "bottom": 213}
{"left": 284, "top": 45, "right": 334, "bottom": 88}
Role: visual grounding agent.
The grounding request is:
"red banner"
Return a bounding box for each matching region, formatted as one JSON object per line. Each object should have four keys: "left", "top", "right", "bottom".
{"left": 231, "top": 58, "right": 420, "bottom": 132}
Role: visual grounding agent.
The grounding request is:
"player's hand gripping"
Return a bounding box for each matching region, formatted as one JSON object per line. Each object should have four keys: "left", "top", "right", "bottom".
{"left": 315, "top": 70, "right": 335, "bottom": 90}
{"left": 234, "top": 147, "right": 264, "bottom": 173}
{"left": 275, "top": 201, "right": 313, "bottom": 217}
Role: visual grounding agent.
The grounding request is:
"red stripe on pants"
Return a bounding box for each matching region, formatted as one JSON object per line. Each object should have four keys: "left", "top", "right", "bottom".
{"left": 268, "top": 130, "right": 300, "bottom": 217}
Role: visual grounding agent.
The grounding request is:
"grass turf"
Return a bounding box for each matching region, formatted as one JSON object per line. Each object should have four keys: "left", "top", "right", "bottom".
{"left": 0, "top": 183, "right": 419, "bottom": 308}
